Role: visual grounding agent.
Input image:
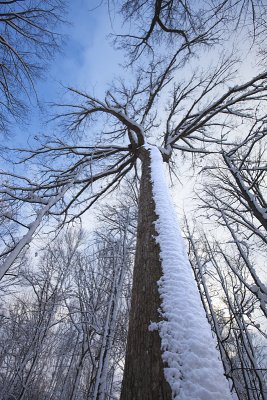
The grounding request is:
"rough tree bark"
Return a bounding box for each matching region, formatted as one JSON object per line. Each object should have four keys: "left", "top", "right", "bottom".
{"left": 120, "top": 148, "right": 172, "bottom": 399}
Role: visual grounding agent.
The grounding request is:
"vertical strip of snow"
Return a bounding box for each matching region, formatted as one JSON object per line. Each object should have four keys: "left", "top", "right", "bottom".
{"left": 147, "top": 145, "right": 232, "bottom": 400}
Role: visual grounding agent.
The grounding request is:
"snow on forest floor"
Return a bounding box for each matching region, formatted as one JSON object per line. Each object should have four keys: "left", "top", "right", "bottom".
{"left": 147, "top": 145, "right": 233, "bottom": 400}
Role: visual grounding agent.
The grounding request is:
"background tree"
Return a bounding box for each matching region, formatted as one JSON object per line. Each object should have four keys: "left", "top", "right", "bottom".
{"left": 0, "top": 0, "right": 64, "bottom": 135}
{"left": 186, "top": 222, "right": 267, "bottom": 399}
{"left": 182, "top": 109, "right": 267, "bottom": 399}
{"left": 0, "top": 197, "right": 136, "bottom": 400}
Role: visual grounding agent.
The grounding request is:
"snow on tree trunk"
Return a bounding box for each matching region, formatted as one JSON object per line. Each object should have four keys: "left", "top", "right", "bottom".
{"left": 148, "top": 145, "right": 232, "bottom": 399}
{"left": 120, "top": 146, "right": 172, "bottom": 400}
{"left": 121, "top": 145, "right": 232, "bottom": 400}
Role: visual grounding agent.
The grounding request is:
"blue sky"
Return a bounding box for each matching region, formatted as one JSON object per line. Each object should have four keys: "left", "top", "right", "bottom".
{"left": 10, "top": 0, "right": 259, "bottom": 147}
{"left": 13, "top": 0, "right": 124, "bottom": 145}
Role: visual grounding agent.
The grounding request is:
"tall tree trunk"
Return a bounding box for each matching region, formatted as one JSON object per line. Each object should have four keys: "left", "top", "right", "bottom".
{"left": 120, "top": 148, "right": 171, "bottom": 399}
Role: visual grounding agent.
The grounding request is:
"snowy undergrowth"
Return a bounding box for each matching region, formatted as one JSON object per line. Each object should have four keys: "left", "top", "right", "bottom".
{"left": 147, "top": 145, "right": 232, "bottom": 400}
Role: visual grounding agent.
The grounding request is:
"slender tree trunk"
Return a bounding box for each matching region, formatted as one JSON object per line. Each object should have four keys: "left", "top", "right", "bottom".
{"left": 94, "top": 234, "right": 128, "bottom": 400}
{"left": 120, "top": 148, "right": 171, "bottom": 399}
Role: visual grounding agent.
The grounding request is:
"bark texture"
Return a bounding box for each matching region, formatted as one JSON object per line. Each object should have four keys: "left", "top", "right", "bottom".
{"left": 120, "top": 148, "right": 171, "bottom": 400}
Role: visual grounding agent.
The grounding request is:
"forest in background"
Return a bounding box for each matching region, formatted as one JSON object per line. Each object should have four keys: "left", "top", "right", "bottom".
{"left": 0, "top": 0, "right": 266, "bottom": 399}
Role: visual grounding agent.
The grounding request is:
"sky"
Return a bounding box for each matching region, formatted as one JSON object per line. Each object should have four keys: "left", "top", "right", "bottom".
{"left": 5, "top": 0, "right": 255, "bottom": 222}
{"left": 4, "top": 0, "right": 266, "bottom": 229}
{"left": 1, "top": 0, "right": 128, "bottom": 235}
{"left": 13, "top": 0, "right": 124, "bottom": 145}
{"left": 10, "top": 0, "right": 261, "bottom": 151}
{"left": 9, "top": 0, "right": 196, "bottom": 214}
